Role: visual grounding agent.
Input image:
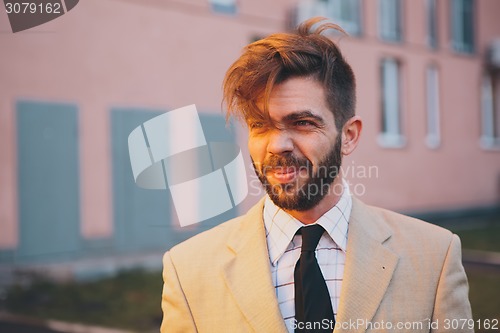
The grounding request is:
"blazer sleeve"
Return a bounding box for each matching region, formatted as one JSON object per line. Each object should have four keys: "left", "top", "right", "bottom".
{"left": 160, "top": 251, "right": 198, "bottom": 333}
{"left": 431, "top": 234, "right": 473, "bottom": 333}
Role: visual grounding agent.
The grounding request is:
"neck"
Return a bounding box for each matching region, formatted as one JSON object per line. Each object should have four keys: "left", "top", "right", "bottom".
{"left": 285, "top": 176, "right": 344, "bottom": 225}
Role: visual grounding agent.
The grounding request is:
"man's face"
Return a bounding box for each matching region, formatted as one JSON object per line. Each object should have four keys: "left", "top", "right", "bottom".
{"left": 248, "top": 76, "right": 342, "bottom": 211}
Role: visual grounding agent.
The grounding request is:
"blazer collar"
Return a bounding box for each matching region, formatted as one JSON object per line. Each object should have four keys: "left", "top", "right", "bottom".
{"left": 222, "top": 198, "right": 288, "bottom": 333}
{"left": 336, "top": 197, "right": 399, "bottom": 333}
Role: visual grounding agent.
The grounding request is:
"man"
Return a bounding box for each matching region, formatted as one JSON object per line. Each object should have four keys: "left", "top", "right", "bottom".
{"left": 160, "top": 17, "right": 472, "bottom": 333}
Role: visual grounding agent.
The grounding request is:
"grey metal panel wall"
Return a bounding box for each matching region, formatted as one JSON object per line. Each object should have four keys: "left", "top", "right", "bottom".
{"left": 195, "top": 112, "right": 239, "bottom": 229}
{"left": 111, "top": 109, "right": 171, "bottom": 252}
{"left": 110, "top": 109, "right": 237, "bottom": 253}
{"left": 15, "top": 100, "right": 81, "bottom": 263}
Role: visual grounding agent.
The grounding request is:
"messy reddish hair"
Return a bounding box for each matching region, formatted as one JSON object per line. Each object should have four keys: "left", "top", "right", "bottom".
{"left": 223, "top": 17, "right": 356, "bottom": 130}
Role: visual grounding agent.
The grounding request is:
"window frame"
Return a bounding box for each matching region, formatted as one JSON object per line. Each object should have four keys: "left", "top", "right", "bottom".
{"left": 426, "top": 0, "right": 438, "bottom": 49}
{"left": 378, "top": 57, "right": 406, "bottom": 148}
{"left": 209, "top": 0, "right": 237, "bottom": 15}
{"left": 326, "top": 0, "right": 363, "bottom": 36}
{"left": 379, "top": 0, "right": 403, "bottom": 43}
{"left": 426, "top": 64, "right": 441, "bottom": 149}
{"left": 480, "top": 71, "right": 500, "bottom": 150}
{"left": 450, "top": 0, "right": 475, "bottom": 54}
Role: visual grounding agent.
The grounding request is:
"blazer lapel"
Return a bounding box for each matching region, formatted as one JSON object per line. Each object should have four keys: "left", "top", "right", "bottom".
{"left": 221, "top": 199, "right": 288, "bottom": 333}
{"left": 336, "top": 198, "right": 399, "bottom": 333}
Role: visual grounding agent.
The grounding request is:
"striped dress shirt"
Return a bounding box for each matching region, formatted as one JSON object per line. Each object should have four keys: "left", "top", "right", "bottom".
{"left": 263, "top": 181, "right": 352, "bottom": 332}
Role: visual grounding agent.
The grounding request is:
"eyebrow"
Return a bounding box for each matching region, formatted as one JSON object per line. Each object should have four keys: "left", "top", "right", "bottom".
{"left": 282, "top": 110, "right": 325, "bottom": 126}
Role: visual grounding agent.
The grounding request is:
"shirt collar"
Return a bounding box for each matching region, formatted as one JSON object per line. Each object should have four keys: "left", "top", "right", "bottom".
{"left": 264, "top": 179, "right": 353, "bottom": 267}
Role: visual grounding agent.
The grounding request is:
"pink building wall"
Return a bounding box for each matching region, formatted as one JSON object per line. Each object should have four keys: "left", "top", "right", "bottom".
{"left": 0, "top": 0, "right": 292, "bottom": 250}
{"left": 0, "top": 0, "right": 499, "bottom": 251}
{"left": 338, "top": 0, "right": 500, "bottom": 212}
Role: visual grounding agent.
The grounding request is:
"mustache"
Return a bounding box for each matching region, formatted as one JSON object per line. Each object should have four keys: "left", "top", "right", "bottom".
{"left": 257, "top": 154, "right": 311, "bottom": 173}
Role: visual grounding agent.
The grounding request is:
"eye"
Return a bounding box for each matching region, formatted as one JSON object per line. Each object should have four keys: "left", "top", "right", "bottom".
{"left": 294, "top": 120, "right": 315, "bottom": 127}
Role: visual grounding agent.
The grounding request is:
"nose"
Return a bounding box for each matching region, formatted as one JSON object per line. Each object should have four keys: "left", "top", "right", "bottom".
{"left": 267, "top": 129, "right": 294, "bottom": 155}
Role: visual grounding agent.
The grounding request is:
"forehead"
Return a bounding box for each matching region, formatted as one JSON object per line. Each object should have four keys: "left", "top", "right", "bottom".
{"left": 252, "top": 76, "right": 334, "bottom": 124}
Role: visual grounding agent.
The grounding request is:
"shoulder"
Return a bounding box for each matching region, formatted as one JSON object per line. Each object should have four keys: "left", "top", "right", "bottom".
{"left": 374, "top": 204, "right": 452, "bottom": 239}
{"left": 352, "top": 198, "right": 457, "bottom": 254}
{"left": 169, "top": 214, "right": 244, "bottom": 259}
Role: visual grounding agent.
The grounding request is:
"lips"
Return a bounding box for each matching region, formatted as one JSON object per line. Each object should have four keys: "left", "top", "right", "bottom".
{"left": 267, "top": 167, "right": 299, "bottom": 183}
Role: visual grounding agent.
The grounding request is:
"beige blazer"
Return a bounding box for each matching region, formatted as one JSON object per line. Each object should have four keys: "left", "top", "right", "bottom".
{"left": 161, "top": 197, "right": 472, "bottom": 333}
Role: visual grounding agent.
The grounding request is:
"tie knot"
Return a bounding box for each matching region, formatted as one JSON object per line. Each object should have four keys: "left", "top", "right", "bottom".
{"left": 300, "top": 225, "right": 324, "bottom": 252}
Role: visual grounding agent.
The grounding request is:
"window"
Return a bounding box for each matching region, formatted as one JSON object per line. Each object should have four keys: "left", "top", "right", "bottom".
{"left": 379, "top": 58, "right": 405, "bottom": 147}
{"left": 379, "top": 0, "right": 402, "bottom": 42}
{"left": 209, "top": 0, "right": 237, "bottom": 15}
{"left": 427, "top": 0, "right": 438, "bottom": 48}
{"left": 450, "top": 0, "right": 474, "bottom": 53}
{"left": 426, "top": 65, "right": 441, "bottom": 148}
{"left": 295, "top": 0, "right": 362, "bottom": 36}
{"left": 326, "top": 0, "right": 362, "bottom": 35}
{"left": 481, "top": 72, "right": 500, "bottom": 149}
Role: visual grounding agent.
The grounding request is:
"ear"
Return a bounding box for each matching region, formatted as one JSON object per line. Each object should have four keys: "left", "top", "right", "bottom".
{"left": 341, "top": 116, "right": 362, "bottom": 156}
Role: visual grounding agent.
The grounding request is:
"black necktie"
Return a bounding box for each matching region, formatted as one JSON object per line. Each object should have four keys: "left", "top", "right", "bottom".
{"left": 294, "top": 225, "right": 335, "bottom": 333}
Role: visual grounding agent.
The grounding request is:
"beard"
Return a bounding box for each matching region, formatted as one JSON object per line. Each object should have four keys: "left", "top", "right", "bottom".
{"left": 252, "top": 135, "right": 342, "bottom": 211}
